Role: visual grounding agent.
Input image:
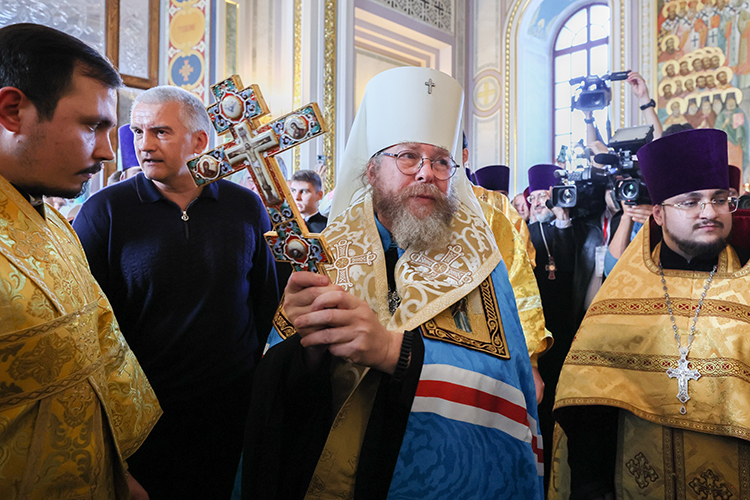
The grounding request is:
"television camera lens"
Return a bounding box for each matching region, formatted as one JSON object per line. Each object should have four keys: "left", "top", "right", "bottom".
{"left": 552, "top": 185, "right": 577, "bottom": 208}
{"left": 617, "top": 179, "right": 640, "bottom": 202}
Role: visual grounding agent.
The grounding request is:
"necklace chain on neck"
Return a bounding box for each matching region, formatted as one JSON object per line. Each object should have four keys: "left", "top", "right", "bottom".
{"left": 658, "top": 261, "right": 717, "bottom": 414}
{"left": 539, "top": 223, "right": 556, "bottom": 280}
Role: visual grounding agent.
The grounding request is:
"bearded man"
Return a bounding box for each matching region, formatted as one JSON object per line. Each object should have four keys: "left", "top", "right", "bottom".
{"left": 525, "top": 164, "right": 579, "bottom": 486}
{"left": 551, "top": 128, "right": 750, "bottom": 499}
{"left": 241, "top": 67, "right": 544, "bottom": 499}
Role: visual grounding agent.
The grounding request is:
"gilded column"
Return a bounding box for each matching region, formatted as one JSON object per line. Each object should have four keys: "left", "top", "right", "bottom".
{"left": 323, "top": 0, "right": 338, "bottom": 192}
{"left": 293, "top": 0, "right": 303, "bottom": 173}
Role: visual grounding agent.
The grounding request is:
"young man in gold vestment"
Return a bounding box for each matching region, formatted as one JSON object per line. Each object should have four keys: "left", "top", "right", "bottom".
{"left": 0, "top": 24, "right": 160, "bottom": 499}
{"left": 551, "top": 128, "right": 750, "bottom": 500}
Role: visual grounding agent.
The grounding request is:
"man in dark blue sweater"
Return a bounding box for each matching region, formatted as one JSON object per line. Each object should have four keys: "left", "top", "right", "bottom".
{"left": 73, "top": 86, "right": 279, "bottom": 500}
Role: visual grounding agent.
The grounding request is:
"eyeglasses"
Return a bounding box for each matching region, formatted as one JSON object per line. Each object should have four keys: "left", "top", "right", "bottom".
{"left": 660, "top": 196, "right": 738, "bottom": 215}
{"left": 378, "top": 150, "right": 458, "bottom": 180}
{"left": 527, "top": 192, "right": 550, "bottom": 204}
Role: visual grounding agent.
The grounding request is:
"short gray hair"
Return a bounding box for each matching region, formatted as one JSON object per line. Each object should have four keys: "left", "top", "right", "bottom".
{"left": 131, "top": 85, "right": 212, "bottom": 136}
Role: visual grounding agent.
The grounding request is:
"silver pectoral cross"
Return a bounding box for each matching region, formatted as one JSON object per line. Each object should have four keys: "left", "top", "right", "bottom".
{"left": 666, "top": 347, "right": 701, "bottom": 415}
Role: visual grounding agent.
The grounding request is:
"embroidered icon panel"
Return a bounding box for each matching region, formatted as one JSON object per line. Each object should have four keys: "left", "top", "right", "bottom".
{"left": 420, "top": 277, "right": 510, "bottom": 360}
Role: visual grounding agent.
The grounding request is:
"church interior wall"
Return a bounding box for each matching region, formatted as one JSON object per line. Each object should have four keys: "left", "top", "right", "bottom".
{"left": 511, "top": 0, "right": 619, "bottom": 196}
{"left": 652, "top": 0, "right": 750, "bottom": 188}
{"left": 0, "top": 0, "right": 662, "bottom": 199}
{"left": 465, "top": 0, "right": 504, "bottom": 185}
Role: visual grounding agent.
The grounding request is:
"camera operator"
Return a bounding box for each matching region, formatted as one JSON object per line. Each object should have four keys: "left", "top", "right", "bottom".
{"left": 583, "top": 71, "right": 662, "bottom": 154}
{"left": 531, "top": 162, "right": 627, "bottom": 487}
{"left": 603, "top": 199, "right": 653, "bottom": 275}
{"left": 626, "top": 70, "right": 663, "bottom": 140}
{"left": 582, "top": 71, "right": 662, "bottom": 277}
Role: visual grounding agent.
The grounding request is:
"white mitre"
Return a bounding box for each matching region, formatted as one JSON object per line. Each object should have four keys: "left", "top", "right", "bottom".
{"left": 329, "top": 67, "right": 483, "bottom": 221}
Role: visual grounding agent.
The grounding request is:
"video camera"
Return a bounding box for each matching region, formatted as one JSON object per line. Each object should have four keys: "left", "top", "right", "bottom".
{"left": 551, "top": 125, "right": 654, "bottom": 215}
{"left": 596, "top": 125, "right": 653, "bottom": 206}
{"left": 570, "top": 71, "right": 630, "bottom": 111}
{"left": 551, "top": 166, "right": 609, "bottom": 218}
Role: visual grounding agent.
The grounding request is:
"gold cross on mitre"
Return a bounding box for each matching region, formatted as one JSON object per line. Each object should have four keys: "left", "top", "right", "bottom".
{"left": 187, "top": 75, "right": 333, "bottom": 274}
{"left": 425, "top": 78, "right": 435, "bottom": 94}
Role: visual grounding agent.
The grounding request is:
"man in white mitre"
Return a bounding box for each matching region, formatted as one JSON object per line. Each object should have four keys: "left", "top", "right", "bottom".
{"left": 241, "top": 67, "right": 544, "bottom": 499}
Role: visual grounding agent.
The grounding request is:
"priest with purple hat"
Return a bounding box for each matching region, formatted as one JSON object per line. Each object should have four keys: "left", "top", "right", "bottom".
{"left": 471, "top": 163, "right": 535, "bottom": 255}
{"left": 551, "top": 128, "right": 750, "bottom": 499}
{"left": 525, "top": 163, "right": 579, "bottom": 487}
{"left": 729, "top": 163, "right": 742, "bottom": 197}
{"left": 474, "top": 164, "right": 510, "bottom": 194}
{"left": 108, "top": 125, "right": 142, "bottom": 184}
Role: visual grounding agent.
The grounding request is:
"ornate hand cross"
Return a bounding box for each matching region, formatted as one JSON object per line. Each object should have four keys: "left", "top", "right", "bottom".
{"left": 187, "top": 75, "right": 333, "bottom": 274}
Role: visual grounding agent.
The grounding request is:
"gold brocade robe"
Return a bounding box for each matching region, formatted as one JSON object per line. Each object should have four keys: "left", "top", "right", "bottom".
{"left": 274, "top": 192, "right": 507, "bottom": 499}
{"left": 475, "top": 195, "right": 552, "bottom": 362}
{"left": 472, "top": 185, "right": 536, "bottom": 264}
{"left": 0, "top": 176, "right": 161, "bottom": 499}
{"left": 551, "top": 223, "right": 750, "bottom": 499}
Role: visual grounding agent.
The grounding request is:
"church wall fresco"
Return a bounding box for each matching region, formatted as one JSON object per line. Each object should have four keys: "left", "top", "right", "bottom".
{"left": 167, "top": 0, "right": 211, "bottom": 103}
{"left": 657, "top": 0, "right": 750, "bottom": 186}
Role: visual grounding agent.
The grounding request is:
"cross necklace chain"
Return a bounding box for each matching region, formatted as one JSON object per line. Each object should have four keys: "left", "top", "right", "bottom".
{"left": 658, "top": 262, "right": 717, "bottom": 415}
{"left": 539, "top": 223, "right": 556, "bottom": 280}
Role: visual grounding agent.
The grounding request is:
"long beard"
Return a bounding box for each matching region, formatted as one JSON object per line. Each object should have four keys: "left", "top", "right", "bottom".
{"left": 535, "top": 208, "right": 555, "bottom": 223}
{"left": 371, "top": 178, "right": 459, "bottom": 253}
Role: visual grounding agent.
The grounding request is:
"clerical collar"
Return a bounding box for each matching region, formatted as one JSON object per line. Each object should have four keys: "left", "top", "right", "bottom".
{"left": 11, "top": 184, "right": 45, "bottom": 217}
{"left": 659, "top": 239, "right": 719, "bottom": 272}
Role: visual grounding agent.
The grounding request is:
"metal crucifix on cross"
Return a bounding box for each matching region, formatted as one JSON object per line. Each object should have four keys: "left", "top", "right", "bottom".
{"left": 187, "top": 75, "right": 333, "bottom": 274}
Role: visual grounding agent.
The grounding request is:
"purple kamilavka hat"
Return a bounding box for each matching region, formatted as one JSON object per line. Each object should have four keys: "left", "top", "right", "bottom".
{"left": 464, "top": 167, "right": 476, "bottom": 184}
{"left": 474, "top": 165, "right": 510, "bottom": 192}
{"left": 118, "top": 125, "right": 139, "bottom": 170}
{"left": 528, "top": 164, "right": 562, "bottom": 193}
{"left": 729, "top": 164, "right": 741, "bottom": 193}
{"left": 637, "top": 128, "right": 729, "bottom": 205}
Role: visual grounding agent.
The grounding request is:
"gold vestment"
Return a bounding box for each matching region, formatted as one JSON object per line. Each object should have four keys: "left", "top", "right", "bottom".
{"left": 0, "top": 175, "right": 161, "bottom": 499}
{"left": 472, "top": 185, "right": 536, "bottom": 264}
{"left": 475, "top": 193, "right": 552, "bottom": 362}
{"left": 550, "top": 223, "right": 750, "bottom": 499}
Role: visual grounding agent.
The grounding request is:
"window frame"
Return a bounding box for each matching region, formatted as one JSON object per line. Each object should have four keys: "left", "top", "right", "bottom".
{"left": 552, "top": 3, "right": 610, "bottom": 156}
{"left": 105, "top": 0, "right": 160, "bottom": 89}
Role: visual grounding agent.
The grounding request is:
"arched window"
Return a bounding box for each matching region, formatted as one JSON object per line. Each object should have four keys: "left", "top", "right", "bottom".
{"left": 553, "top": 4, "right": 610, "bottom": 159}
